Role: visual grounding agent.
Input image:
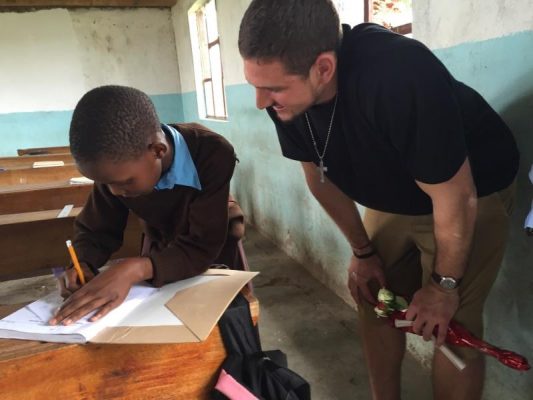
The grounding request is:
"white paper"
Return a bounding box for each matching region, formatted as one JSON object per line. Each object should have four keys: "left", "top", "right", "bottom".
{"left": 526, "top": 165, "right": 533, "bottom": 229}
{"left": 109, "top": 275, "right": 221, "bottom": 327}
{"left": 32, "top": 161, "right": 65, "bottom": 168}
{"left": 0, "top": 274, "right": 223, "bottom": 343}
{"left": 56, "top": 204, "right": 74, "bottom": 218}
{"left": 69, "top": 176, "right": 93, "bottom": 185}
{"left": 525, "top": 207, "right": 533, "bottom": 229}
{"left": 0, "top": 284, "right": 157, "bottom": 342}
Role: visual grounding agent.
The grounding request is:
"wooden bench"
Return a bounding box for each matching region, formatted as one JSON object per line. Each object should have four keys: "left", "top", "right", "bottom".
{"left": 0, "top": 290, "right": 259, "bottom": 399}
{"left": 0, "top": 207, "right": 143, "bottom": 281}
{"left": 0, "top": 181, "right": 92, "bottom": 215}
{"left": 0, "top": 153, "right": 74, "bottom": 170}
{"left": 0, "top": 159, "right": 257, "bottom": 397}
{"left": 0, "top": 164, "right": 80, "bottom": 185}
{"left": 18, "top": 145, "right": 71, "bottom": 156}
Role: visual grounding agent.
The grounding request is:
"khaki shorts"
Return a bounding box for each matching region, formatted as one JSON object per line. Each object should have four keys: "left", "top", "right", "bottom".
{"left": 358, "top": 182, "right": 516, "bottom": 359}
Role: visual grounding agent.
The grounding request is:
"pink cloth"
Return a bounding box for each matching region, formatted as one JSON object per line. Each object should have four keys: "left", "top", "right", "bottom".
{"left": 215, "top": 369, "right": 259, "bottom": 400}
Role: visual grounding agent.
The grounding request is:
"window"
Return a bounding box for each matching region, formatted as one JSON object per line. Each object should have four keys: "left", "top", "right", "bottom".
{"left": 365, "top": 0, "right": 412, "bottom": 36}
{"left": 188, "top": 0, "right": 227, "bottom": 120}
{"left": 332, "top": 0, "right": 364, "bottom": 26}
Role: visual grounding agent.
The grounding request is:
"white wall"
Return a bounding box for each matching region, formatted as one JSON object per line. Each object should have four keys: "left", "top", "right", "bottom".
{"left": 414, "top": 0, "right": 533, "bottom": 48}
{"left": 0, "top": 7, "right": 182, "bottom": 156}
{"left": 0, "top": 8, "right": 179, "bottom": 114}
{"left": 71, "top": 9, "right": 180, "bottom": 94}
{"left": 0, "top": 10, "right": 86, "bottom": 113}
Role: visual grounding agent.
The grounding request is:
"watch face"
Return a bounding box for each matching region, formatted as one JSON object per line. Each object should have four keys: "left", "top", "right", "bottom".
{"left": 440, "top": 277, "right": 458, "bottom": 290}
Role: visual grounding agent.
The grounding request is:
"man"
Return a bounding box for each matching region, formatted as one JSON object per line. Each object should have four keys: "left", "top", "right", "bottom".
{"left": 238, "top": 1, "right": 519, "bottom": 399}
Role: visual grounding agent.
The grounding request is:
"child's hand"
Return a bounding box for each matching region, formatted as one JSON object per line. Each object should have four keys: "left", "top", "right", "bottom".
{"left": 50, "top": 257, "right": 152, "bottom": 326}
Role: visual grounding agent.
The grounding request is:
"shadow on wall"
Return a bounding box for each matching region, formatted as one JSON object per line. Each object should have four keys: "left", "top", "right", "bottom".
{"left": 484, "top": 92, "right": 533, "bottom": 398}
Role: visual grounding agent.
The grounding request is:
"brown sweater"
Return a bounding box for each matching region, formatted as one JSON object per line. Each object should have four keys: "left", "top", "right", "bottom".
{"left": 73, "top": 123, "right": 238, "bottom": 287}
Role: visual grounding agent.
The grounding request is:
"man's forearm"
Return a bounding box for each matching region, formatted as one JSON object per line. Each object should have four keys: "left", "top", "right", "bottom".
{"left": 301, "top": 162, "right": 370, "bottom": 250}
{"left": 416, "top": 159, "right": 478, "bottom": 280}
{"left": 432, "top": 198, "right": 477, "bottom": 279}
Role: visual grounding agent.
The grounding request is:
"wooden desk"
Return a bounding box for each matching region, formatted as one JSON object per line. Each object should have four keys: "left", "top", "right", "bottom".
{"left": 18, "top": 146, "right": 70, "bottom": 156}
{"left": 0, "top": 164, "right": 80, "bottom": 185}
{"left": 0, "top": 208, "right": 143, "bottom": 281}
{"left": 0, "top": 292, "right": 259, "bottom": 399}
{"left": 0, "top": 153, "right": 74, "bottom": 169}
{"left": 0, "top": 181, "right": 92, "bottom": 215}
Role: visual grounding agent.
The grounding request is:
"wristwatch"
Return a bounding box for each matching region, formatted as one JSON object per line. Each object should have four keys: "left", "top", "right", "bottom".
{"left": 431, "top": 272, "right": 462, "bottom": 290}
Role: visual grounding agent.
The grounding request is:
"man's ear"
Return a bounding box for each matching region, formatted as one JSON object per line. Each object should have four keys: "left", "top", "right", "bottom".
{"left": 313, "top": 52, "right": 336, "bottom": 84}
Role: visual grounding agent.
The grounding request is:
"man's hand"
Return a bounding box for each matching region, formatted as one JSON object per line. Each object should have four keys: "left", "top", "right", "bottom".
{"left": 347, "top": 254, "right": 386, "bottom": 305}
{"left": 405, "top": 281, "right": 460, "bottom": 345}
{"left": 50, "top": 257, "right": 153, "bottom": 326}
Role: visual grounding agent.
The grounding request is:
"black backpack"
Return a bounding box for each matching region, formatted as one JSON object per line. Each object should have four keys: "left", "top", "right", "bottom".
{"left": 212, "top": 294, "right": 311, "bottom": 400}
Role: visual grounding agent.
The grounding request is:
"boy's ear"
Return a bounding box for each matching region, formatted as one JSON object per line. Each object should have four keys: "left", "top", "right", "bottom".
{"left": 149, "top": 141, "right": 167, "bottom": 160}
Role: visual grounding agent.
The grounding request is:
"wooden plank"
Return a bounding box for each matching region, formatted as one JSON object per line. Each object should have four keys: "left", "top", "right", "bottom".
{"left": 3, "top": 161, "right": 76, "bottom": 171}
{"left": 0, "top": 207, "right": 82, "bottom": 224}
{"left": 0, "top": 0, "right": 176, "bottom": 8}
{"left": 0, "top": 153, "right": 74, "bottom": 169}
{"left": 0, "top": 181, "right": 92, "bottom": 215}
{"left": 0, "top": 294, "right": 259, "bottom": 400}
{"left": 17, "top": 146, "right": 70, "bottom": 156}
{"left": 0, "top": 164, "right": 80, "bottom": 185}
{"left": 364, "top": 0, "right": 372, "bottom": 22}
{"left": 0, "top": 208, "right": 143, "bottom": 280}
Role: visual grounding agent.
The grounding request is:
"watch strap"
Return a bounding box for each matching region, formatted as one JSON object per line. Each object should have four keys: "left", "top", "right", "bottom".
{"left": 431, "top": 272, "right": 462, "bottom": 288}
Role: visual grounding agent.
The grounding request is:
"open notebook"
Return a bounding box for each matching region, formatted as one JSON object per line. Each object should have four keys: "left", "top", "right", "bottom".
{"left": 0, "top": 269, "right": 257, "bottom": 344}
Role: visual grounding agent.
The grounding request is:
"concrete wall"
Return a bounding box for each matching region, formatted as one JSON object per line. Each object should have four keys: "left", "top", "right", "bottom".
{"left": 0, "top": 8, "right": 182, "bottom": 156}
{"left": 173, "top": 1, "right": 533, "bottom": 398}
{"left": 414, "top": 1, "right": 533, "bottom": 397}
{"left": 171, "top": 0, "right": 366, "bottom": 310}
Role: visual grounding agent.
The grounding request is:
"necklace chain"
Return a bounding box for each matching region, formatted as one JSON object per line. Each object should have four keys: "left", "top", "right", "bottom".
{"left": 304, "top": 95, "right": 338, "bottom": 162}
{"left": 304, "top": 95, "right": 338, "bottom": 183}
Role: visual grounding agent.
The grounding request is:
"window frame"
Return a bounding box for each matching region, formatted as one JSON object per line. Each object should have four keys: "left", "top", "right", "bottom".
{"left": 364, "top": 0, "right": 412, "bottom": 35}
{"left": 188, "top": 0, "right": 228, "bottom": 121}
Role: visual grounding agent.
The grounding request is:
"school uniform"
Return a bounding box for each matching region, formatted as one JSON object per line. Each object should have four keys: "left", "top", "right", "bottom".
{"left": 73, "top": 122, "right": 242, "bottom": 287}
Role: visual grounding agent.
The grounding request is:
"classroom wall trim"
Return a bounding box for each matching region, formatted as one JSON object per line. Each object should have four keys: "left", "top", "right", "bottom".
{"left": 0, "top": 94, "right": 183, "bottom": 157}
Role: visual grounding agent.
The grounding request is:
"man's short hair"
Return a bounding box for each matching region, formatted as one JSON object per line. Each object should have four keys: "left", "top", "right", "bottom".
{"left": 69, "top": 85, "right": 160, "bottom": 163}
{"left": 238, "top": 0, "right": 341, "bottom": 76}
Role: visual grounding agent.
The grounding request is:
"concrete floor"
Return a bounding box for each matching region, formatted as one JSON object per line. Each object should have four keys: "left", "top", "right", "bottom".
{"left": 245, "top": 226, "right": 432, "bottom": 400}
{"left": 0, "top": 226, "right": 432, "bottom": 399}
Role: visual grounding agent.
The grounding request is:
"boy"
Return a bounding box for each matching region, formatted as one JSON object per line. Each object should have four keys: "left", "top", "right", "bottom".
{"left": 51, "top": 85, "right": 241, "bottom": 326}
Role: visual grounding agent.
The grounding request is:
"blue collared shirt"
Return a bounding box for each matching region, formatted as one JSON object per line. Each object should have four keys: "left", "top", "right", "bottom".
{"left": 155, "top": 124, "right": 202, "bottom": 191}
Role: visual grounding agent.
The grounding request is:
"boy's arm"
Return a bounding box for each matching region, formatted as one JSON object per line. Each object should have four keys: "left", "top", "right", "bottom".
{"left": 148, "top": 143, "right": 237, "bottom": 287}
{"left": 73, "top": 183, "right": 130, "bottom": 273}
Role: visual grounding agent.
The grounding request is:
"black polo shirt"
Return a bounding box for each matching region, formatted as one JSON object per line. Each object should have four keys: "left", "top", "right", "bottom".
{"left": 268, "top": 23, "right": 519, "bottom": 215}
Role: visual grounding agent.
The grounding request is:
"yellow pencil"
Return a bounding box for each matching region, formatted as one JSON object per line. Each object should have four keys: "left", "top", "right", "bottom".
{"left": 66, "top": 240, "right": 86, "bottom": 285}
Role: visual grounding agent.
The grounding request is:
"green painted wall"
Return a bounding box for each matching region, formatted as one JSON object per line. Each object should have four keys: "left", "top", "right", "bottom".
{"left": 0, "top": 93, "right": 184, "bottom": 157}
{"left": 434, "top": 31, "right": 533, "bottom": 399}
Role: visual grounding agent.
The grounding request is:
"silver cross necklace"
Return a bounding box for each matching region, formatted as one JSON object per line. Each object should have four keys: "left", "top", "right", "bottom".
{"left": 304, "top": 94, "right": 338, "bottom": 183}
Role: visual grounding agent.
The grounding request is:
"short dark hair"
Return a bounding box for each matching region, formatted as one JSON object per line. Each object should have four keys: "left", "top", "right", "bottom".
{"left": 238, "top": 0, "right": 341, "bottom": 76}
{"left": 69, "top": 85, "right": 160, "bottom": 163}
